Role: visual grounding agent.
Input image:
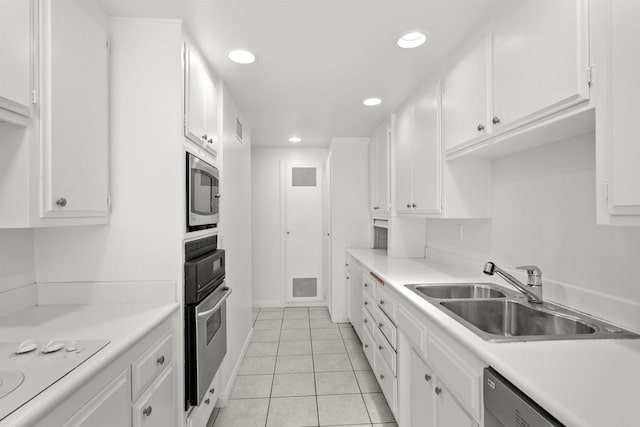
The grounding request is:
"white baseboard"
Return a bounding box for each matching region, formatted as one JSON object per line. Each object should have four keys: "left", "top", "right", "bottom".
{"left": 216, "top": 327, "right": 254, "bottom": 407}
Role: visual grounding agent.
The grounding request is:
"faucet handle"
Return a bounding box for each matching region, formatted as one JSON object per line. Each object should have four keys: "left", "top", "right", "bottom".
{"left": 516, "top": 265, "right": 542, "bottom": 286}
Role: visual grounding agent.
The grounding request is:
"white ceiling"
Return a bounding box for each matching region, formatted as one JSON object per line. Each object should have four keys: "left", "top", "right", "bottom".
{"left": 99, "top": 0, "right": 504, "bottom": 147}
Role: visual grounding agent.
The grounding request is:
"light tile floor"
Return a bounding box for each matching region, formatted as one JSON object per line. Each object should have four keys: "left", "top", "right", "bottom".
{"left": 211, "top": 306, "right": 398, "bottom": 427}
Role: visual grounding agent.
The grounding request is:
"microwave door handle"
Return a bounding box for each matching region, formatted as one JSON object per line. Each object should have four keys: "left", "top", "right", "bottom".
{"left": 197, "top": 288, "right": 232, "bottom": 319}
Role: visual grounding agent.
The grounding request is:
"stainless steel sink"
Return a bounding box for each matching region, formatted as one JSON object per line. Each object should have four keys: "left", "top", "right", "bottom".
{"left": 405, "top": 282, "right": 640, "bottom": 342}
{"left": 441, "top": 300, "right": 596, "bottom": 338}
{"left": 410, "top": 283, "right": 507, "bottom": 300}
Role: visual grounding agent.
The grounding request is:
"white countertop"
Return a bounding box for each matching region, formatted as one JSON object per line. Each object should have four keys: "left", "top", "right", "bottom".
{"left": 0, "top": 303, "right": 179, "bottom": 426}
{"left": 348, "top": 248, "right": 640, "bottom": 427}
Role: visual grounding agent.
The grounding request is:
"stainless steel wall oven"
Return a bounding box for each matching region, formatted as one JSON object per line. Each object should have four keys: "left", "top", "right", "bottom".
{"left": 184, "top": 235, "right": 230, "bottom": 408}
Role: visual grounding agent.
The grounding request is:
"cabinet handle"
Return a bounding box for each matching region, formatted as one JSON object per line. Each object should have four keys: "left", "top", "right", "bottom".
{"left": 406, "top": 203, "right": 411, "bottom": 208}
{"left": 477, "top": 123, "right": 485, "bottom": 132}
{"left": 205, "top": 398, "right": 211, "bottom": 405}
{"left": 143, "top": 406, "right": 152, "bottom": 416}
{"left": 365, "top": 344, "right": 369, "bottom": 348}
{"left": 379, "top": 300, "right": 384, "bottom": 305}
{"left": 214, "top": 193, "right": 222, "bottom": 199}
{"left": 156, "top": 355, "right": 165, "bottom": 365}
{"left": 492, "top": 116, "right": 501, "bottom": 125}
{"left": 346, "top": 276, "right": 350, "bottom": 280}
{"left": 202, "top": 134, "right": 208, "bottom": 140}
{"left": 208, "top": 138, "right": 213, "bottom": 144}
{"left": 378, "top": 345, "right": 383, "bottom": 350}
{"left": 56, "top": 198, "right": 67, "bottom": 208}
{"left": 364, "top": 318, "right": 368, "bottom": 323}
{"left": 209, "top": 388, "right": 215, "bottom": 394}
{"left": 378, "top": 322, "right": 384, "bottom": 328}
{"left": 425, "top": 374, "right": 431, "bottom": 382}
{"left": 364, "top": 283, "right": 368, "bottom": 288}
{"left": 435, "top": 387, "right": 442, "bottom": 395}
{"left": 364, "top": 301, "right": 368, "bottom": 305}
{"left": 412, "top": 203, "right": 417, "bottom": 208}
{"left": 380, "top": 374, "right": 385, "bottom": 380}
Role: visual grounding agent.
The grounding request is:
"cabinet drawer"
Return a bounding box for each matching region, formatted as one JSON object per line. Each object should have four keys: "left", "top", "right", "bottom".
{"left": 374, "top": 326, "right": 396, "bottom": 376}
{"left": 375, "top": 305, "right": 397, "bottom": 350}
{"left": 397, "top": 304, "right": 427, "bottom": 357}
{"left": 428, "top": 332, "right": 481, "bottom": 419}
{"left": 374, "top": 346, "right": 397, "bottom": 416}
{"left": 375, "top": 284, "right": 397, "bottom": 324}
{"left": 132, "top": 332, "right": 173, "bottom": 400}
{"left": 362, "top": 307, "right": 375, "bottom": 338}
{"left": 361, "top": 322, "right": 375, "bottom": 368}
{"left": 363, "top": 291, "right": 375, "bottom": 317}
{"left": 362, "top": 273, "right": 375, "bottom": 298}
{"left": 132, "top": 363, "right": 177, "bottom": 427}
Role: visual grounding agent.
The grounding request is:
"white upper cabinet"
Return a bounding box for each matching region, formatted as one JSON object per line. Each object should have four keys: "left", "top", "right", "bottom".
{"left": 369, "top": 119, "right": 389, "bottom": 215}
{"left": 0, "top": 0, "right": 33, "bottom": 123}
{"left": 492, "top": 0, "right": 590, "bottom": 131}
{"left": 412, "top": 83, "right": 441, "bottom": 214}
{"left": 393, "top": 83, "right": 441, "bottom": 214}
{"left": 593, "top": 0, "right": 640, "bottom": 225}
{"left": 40, "top": 0, "right": 109, "bottom": 219}
{"left": 442, "top": 37, "right": 490, "bottom": 153}
{"left": 393, "top": 105, "right": 415, "bottom": 214}
{"left": 185, "top": 45, "right": 218, "bottom": 156}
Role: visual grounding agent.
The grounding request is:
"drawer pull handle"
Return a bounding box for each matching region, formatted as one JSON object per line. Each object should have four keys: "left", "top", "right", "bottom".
{"left": 156, "top": 355, "right": 165, "bottom": 365}
{"left": 379, "top": 300, "right": 384, "bottom": 305}
{"left": 364, "top": 283, "right": 368, "bottom": 287}
{"left": 378, "top": 345, "right": 383, "bottom": 350}
{"left": 205, "top": 398, "right": 211, "bottom": 405}
{"left": 425, "top": 374, "right": 431, "bottom": 382}
{"left": 209, "top": 388, "right": 215, "bottom": 394}
{"left": 380, "top": 374, "right": 385, "bottom": 380}
{"left": 364, "top": 301, "right": 368, "bottom": 305}
{"left": 143, "top": 406, "right": 152, "bottom": 416}
{"left": 378, "top": 322, "right": 384, "bottom": 328}
{"left": 435, "top": 387, "right": 442, "bottom": 395}
{"left": 346, "top": 276, "right": 350, "bottom": 280}
{"left": 364, "top": 344, "right": 369, "bottom": 348}
{"left": 364, "top": 319, "right": 368, "bottom": 323}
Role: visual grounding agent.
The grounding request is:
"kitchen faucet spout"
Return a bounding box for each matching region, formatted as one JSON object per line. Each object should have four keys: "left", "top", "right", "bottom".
{"left": 483, "top": 261, "right": 543, "bottom": 304}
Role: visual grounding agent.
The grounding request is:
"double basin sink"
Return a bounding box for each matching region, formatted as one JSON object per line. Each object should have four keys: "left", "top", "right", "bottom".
{"left": 405, "top": 283, "right": 639, "bottom": 342}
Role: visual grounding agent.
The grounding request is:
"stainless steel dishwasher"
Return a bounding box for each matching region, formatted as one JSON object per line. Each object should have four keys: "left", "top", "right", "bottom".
{"left": 484, "top": 368, "right": 564, "bottom": 427}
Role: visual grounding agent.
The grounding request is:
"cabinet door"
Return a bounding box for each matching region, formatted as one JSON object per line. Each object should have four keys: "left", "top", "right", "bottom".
{"left": 442, "top": 37, "right": 490, "bottom": 152}
{"left": 204, "top": 73, "right": 219, "bottom": 155}
{"left": 492, "top": 0, "right": 589, "bottom": 130}
{"left": 185, "top": 46, "right": 208, "bottom": 145}
{"left": 63, "top": 370, "right": 131, "bottom": 427}
{"left": 435, "top": 382, "right": 476, "bottom": 427}
{"left": 409, "top": 349, "right": 435, "bottom": 427}
{"left": 369, "top": 131, "right": 378, "bottom": 212}
{"left": 349, "top": 260, "right": 363, "bottom": 339}
{"left": 393, "top": 106, "right": 414, "bottom": 213}
{"left": 411, "top": 82, "right": 441, "bottom": 213}
{"left": 598, "top": 0, "right": 640, "bottom": 220}
{"left": 133, "top": 364, "right": 177, "bottom": 427}
{"left": 376, "top": 124, "right": 389, "bottom": 214}
{"left": 0, "top": 0, "right": 32, "bottom": 119}
{"left": 41, "top": 0, "right": 109, "bottom": 218}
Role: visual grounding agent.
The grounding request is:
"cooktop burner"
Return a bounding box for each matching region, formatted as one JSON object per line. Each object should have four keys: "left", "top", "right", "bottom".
{"left": 0, "top": 340, "right": 110, "bottom": 421}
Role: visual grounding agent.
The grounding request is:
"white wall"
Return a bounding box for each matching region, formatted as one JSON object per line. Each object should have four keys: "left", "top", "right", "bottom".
{"left": 217, "top": 84, "right": 254, "bottom": 397}
{"left": 426, "top": 132, "right": 640, "bottom": 330}
{"left": 251, "top": 147, "right": 329, "bottom": 306}
{"left": 0, "top": 229, "right": 36, "bottom": 316}
{"left": 34, "top": 19, "right": 184, "bottom": 285}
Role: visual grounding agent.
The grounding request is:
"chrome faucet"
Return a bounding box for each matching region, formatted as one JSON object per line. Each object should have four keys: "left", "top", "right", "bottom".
{"left": 483, "top": 262, "right": 543, "bottom": 304}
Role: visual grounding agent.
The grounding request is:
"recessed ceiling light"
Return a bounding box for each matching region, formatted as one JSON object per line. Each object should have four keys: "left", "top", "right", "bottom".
{"left": 228, "top": 49, "right": 256, "bottom": 64}
{"left": 397, "top": 31, "right": 427, "bottom": 49}
{"left": 363, "top": 98, "right": 382, "bottom": 107}
{"left": 289, "top": 136, "right": 302, "bottom": 143}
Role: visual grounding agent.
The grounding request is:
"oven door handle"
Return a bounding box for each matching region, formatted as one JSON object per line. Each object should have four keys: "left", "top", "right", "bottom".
{"left": 197, "top": 288, "right": 232, "bottom": 319}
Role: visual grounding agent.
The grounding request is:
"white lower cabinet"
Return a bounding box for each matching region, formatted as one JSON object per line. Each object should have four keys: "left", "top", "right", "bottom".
{"left": 347, "top": 256, "right": 364, "bottom": 339}
{"left": 132, "top": 363, "right": 176, "bottom": 427}
{"left": 408, "top": 348, "right": 435, "bottom": 427}
{"left": 435, "top": 379, "right": 477, "bottom": 427}
{"left": 63, "top": 370, "right": 131, "bottom": 427}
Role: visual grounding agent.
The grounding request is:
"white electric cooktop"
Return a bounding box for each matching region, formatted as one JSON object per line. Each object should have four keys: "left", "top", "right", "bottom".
{"left": 0, "top": 339, "right": 110, "bottom": 421}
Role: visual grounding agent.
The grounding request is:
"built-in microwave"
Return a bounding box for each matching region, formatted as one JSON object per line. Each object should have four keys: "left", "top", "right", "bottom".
{"left": 187, "top": 153, "right": 219, "bottom": 232}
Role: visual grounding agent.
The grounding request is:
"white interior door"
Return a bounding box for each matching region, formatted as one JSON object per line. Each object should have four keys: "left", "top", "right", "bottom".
{"left": 283, "top": 161, "right": 324, "bottom": 304}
